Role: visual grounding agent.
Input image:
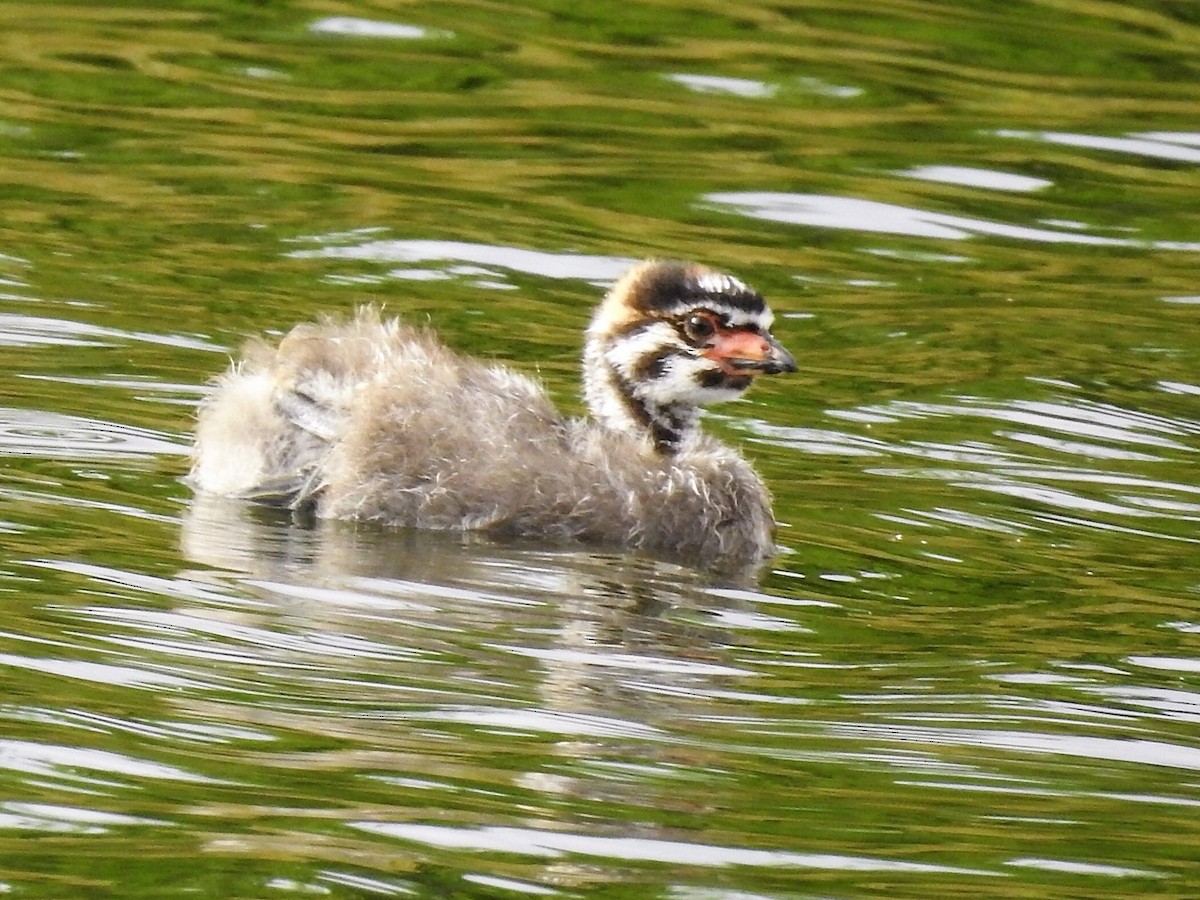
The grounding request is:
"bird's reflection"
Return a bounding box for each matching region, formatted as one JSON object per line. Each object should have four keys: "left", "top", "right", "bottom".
{"left": 182, "top": 491, "right": 763, "bottom": 616}
{"left": 178, "top": 494, "right": 775, "bottom": 730}
{"left": 177, "top": 495, "right": 798, "bottom": 885}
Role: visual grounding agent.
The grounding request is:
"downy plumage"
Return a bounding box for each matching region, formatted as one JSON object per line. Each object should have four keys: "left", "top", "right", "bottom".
{"left": 190, "top": 260, "right": 796, "bottom": 570}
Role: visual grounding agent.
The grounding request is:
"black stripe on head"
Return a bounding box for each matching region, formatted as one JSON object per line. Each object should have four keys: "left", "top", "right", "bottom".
{"left": 633, "top": 261, "right": 766, "bottom": 317}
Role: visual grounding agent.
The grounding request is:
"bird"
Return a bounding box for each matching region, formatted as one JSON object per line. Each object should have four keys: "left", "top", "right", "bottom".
{"left": 189, "top": 259, "right": 796, "bottom": 572}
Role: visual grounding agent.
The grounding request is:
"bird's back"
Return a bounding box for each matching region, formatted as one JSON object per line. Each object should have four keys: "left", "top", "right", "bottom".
{"left": 191, "top": 308, "right": 561, "bottom": 518}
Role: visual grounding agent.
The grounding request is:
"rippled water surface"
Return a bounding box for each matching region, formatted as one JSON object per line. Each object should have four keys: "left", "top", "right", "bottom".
{"left": 2, "top": 1, "right": 1199, "bottom": 896}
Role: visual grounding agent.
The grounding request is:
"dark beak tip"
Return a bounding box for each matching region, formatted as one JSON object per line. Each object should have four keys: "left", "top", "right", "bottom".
{"left": 770, "top": 348, "right": 798, "bottom": 375}
{"left": 764, "top": 335, "right": 797, "bottom": 375}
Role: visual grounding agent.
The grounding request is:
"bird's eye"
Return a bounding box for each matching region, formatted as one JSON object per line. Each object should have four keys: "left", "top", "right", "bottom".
{"left": 682, "top": 314, "right": 716, "bottom": 343}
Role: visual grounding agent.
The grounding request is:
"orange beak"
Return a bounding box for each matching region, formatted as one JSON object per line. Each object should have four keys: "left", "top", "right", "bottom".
{"left": 702, "top": 328, "right": 797, "bottom": 376}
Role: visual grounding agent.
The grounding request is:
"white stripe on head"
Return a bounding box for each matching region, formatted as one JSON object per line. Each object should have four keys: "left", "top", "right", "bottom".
{"left": 603, "top": 321, "right": 678, "bottom": 377}
{"left": 656, "top": 301, "right": 774, "bottom": 331}
{"left": 693, "top": 271, "right": 750, "bottom": 296}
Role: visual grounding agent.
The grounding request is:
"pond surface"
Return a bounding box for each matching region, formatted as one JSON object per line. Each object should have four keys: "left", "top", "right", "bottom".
{"left": 1, "top": 1, "right": 1199, "bottom": 896}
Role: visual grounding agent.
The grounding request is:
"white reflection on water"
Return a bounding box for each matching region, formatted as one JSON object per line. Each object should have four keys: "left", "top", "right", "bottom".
{"left": 0, "top": 739, "right": 213, "bottom": 783}
{"left": 896, "top": 165, "right": 1051, "bottom": 192}
{"left": 67, "top": 600, "right": 423, "bottom": 668}
{"left": 1082, "top": 685, "right": 1200, "bottom": 725}
{"left": 742, "top": 392, "right": 1200, "bottom": 542}
{"left": 3, "top": 486, "right": 179, "bottom": 525}
{"left": 1136, "top": 132, "right": 1200, "bottom": 148}
{"left": 793, "top": 75, "right": 864, "bottom": 98}
{"left": 0, "top": 802, "right": 165, "bottom": 834}
{"left": 665, "top": 73, "right": 777, "bottom": 98}
{"left": 0, "top": 407, "right": 186, "bottom": 459}
{"left": 1126, "top": 656, "right": 1200, "bottom": 675}
{"left": 703, "top": 192, "right": 1200, "bottom": 250}
{"left": 15, "top": 708, "right": 272, "bottom": 745}
{"left": 490, "top": 644, "right": 753, "bottom": 676}
{"left": 352, "top": 822, "right": 998, "bottom": 876}
{"left": 287, "top": 238, "right": 635, "bottom": 286}
{"left": 308, "top": 17, "right": 448, "bottom": 40}
{"left": 1006, "top": 857, "right": 1162, "bottom": 878}
{"left": 462, "top": 873, "right": 559, "bottom": 896}
{"left": 0, "top": 313, "right": 223, "bottom": 351}
{"left": 397, "top": 707, "right": 666, "bottom": 739}
{"left": 996, "top": 129, "right": 1200, "bottom": 163}
{"left": 27, "top": 560, "right": 241, "bottom": 607}
{"left": 825, "top": 722, "right": 1200, "bottom": 770}
{"left": 665, "top": 72, "right": 862, "bottom": 99}
{"left": 0, "top": 652, "right": 195, "bottom": 689}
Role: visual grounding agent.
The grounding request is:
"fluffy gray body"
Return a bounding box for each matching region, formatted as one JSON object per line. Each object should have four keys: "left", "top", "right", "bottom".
{"left": 190, "top": 260, "right": 795, "bottom": 569}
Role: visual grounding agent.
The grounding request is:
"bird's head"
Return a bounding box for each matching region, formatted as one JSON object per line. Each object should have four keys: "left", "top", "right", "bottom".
{"left": 583, "top": 260, "right": 796, "bottom": 452}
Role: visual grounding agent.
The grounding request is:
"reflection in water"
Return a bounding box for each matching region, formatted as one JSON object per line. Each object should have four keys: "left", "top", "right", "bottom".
{"left": 741, "top": 392, "right": 1200, "bottom": 543}
{"left": 0, "top": 313, "right": 223, "bottom": 351}
{"left": 0, "top": 802, "right": 165, "bottom": 834}
{"left": 665, "top": 71, "right": 863, "bottom": 99}
{"left": 704, "top": 192, "right": 1200, "bottom": 249}
{"left": 2, "top": 0, "right": 1199, "bottom": 892}
{"left": 996, "top": 129, "right": 1200, "bottom": 163}
{"left": 0, "top": 739, "right": 213, "bottom": 784}
{"left": 352, "top": 821, "right": 997, "bottom": 876}
{"left": 133, "top": 496, "right": 1014, "bottom": 882}
{"left": 665, "top": 73, "right": 777, "bottom": 99}
{"left": 307, "top": 17, "right": 446, "bottom": 40}
{"left": 895, "top": 165, "right": 1052, "bottom": 192}
{"left": 287, "top": 237, "right": 635, "bottom": 287}
{"left": 826, "top": 721, "right": 1200, "bottom": 771}
{"left": 0, "top": 406, "right": 187, "bottom": 459}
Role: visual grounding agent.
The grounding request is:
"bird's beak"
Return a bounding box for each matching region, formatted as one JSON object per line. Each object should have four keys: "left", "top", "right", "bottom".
{"left": 757, "top": 334, "right": 798, "bottom": 375}
{"left": 704, "top": 329, "right": 797, "bottom": 376}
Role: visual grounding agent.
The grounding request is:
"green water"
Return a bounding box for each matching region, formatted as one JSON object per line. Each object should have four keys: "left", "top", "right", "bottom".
{"left": 1, "top": 1, "right": 1199, "bottom": 896}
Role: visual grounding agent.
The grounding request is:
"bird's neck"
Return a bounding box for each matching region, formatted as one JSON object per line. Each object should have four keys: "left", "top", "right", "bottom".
{"left": 582, "top": 343, "right": 699, "bottom": 455}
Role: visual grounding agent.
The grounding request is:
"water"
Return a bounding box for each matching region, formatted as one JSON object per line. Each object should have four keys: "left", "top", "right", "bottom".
{"left": 1, "top": 0, "right": 1199, "bottom": 896}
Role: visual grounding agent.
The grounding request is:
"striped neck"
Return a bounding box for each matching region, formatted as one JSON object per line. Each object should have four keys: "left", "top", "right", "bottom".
{"left": 583, "top": 341, "right": 699, "bottom": 454}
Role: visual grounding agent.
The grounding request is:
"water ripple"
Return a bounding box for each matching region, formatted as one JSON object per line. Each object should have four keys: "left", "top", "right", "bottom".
{"left": 896, "top": 165, "right": 1052, "bottom": 192}
{"left": 490, "top": 644, "right": 752, "bottom": 677}
{"left": 0, "top": 652, "right": 195, "bottom": 689}
{"left": 352, "top": 822, "right": 998, "bottom": 876}
{"left": 0, "top": 313, "right": 223, "bottom": 351}
{"left": 747, "top": 392, "right": 1200, "bottom": 542}
{"left": 1006, "top": 857, "right": 1163, "bottom": 878}
{"left": 397, "top": 707, "right": 664, "bottom": 740}
{"left": 665, "top": 73, "right": 777, "bottom": 99}
{"left": 0, "top": 802, "right": 166, "bottom": 834}
{"left": 0, "top": 739, "right": 213, "bottom": 783}
{"left": 0, "top": 407, "right": 186, "bottom": 459}
{"left": 704, "top": 192, "right": 1200, "bottom": 250}
{"left": 996, "top": 129, "right": 1200, "bottom": 163}
{"left": 287, "top": 238, "right": 635, "bottom": 286}
{"left": 308, "top": 17, "right": 449, "bottom": 40}
{"left": 825, "top": 722, "right": 1200, "bottom": 771}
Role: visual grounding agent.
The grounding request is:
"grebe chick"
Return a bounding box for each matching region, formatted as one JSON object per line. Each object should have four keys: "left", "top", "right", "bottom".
{"left": 189, "top": 260, "right": 796, "bottom": 570}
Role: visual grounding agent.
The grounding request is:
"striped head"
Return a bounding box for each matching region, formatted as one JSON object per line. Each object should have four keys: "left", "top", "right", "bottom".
{"left": 583, "top": 260, "right": 796, "bottom": 453}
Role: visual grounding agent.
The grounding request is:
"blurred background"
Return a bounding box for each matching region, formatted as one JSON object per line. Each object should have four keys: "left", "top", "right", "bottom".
{"left": 0, "top": 1, "right": 1198, "bottom": 896}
